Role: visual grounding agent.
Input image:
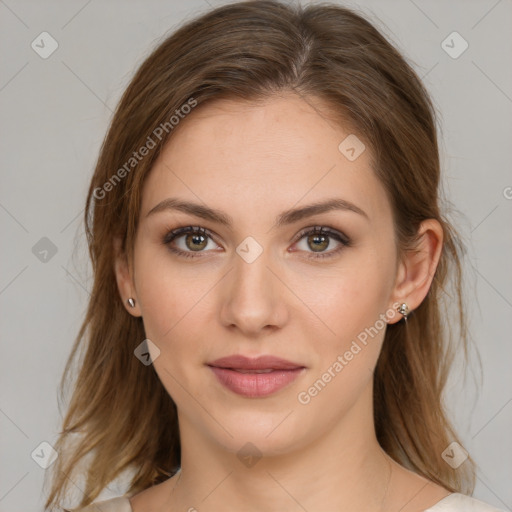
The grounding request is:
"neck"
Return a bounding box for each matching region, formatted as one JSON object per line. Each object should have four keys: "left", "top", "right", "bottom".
{"left": 167, "top": 383, "right": 394, "bottom": 512}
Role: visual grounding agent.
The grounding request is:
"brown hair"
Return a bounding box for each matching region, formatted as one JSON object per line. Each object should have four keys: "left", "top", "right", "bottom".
{"left": 44, "top": 1, "right": 477, "bottom": 509}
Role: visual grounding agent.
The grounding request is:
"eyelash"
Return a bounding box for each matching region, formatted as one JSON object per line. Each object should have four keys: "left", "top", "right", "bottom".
{"left": 161, "top": 225, "right": 351, "bottom": 260}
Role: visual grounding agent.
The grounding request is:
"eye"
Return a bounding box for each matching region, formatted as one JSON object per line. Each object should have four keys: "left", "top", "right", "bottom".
{"left": 162, "top": 226, "right": 220, "bottom": 259}
{"left": 162, "top": 225, "right": 351, "bottom": 260}
{"left": 291, "top": 226, "right": 351, "bottom": 260}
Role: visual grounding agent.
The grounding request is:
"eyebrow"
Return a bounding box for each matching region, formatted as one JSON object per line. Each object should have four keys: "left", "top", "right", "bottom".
{"left": 146, "top": 197, "right": 369, "bottom": 228}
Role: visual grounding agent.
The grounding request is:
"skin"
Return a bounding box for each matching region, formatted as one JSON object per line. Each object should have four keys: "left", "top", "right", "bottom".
{"left": 115, "top": 92, "right": 449, "bottom": 512}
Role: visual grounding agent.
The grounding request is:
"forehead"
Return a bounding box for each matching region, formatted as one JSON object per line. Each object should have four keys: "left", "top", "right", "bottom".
{"left": 140, "top": 93, "right": 391, "bottom": 226}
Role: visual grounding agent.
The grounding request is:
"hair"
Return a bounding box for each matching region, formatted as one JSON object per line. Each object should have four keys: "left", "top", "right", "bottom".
{"left": 44, "top": 1, "right": 478, "bottom": 510}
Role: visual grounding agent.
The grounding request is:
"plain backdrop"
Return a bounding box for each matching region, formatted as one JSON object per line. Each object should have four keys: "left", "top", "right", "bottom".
{"left": 0, "top": 1, "right": 511, "bottom": 511}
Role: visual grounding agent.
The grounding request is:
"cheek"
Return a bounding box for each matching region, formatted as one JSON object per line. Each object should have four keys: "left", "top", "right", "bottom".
{"left": 133, "top": 248, "right": 214, "bottom": 402}
{"left": 294, "top": 268, "right": 389, "bottom": 413}
{"left": 291, "top": 250, "right": 394, "bottom": 407}
{"left": 299, "top": 253, "right": 391, "bottom": 344}
{"left": 133, "top": 246, "right": 224, "bottom": 396}
{"left": 134, "top": 245, "right": 204, "bottom": 338}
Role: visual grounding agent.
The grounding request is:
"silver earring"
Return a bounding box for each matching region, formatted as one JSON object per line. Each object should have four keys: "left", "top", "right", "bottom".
{"left": 397, "top": 302, "right": 409, "bottom": 321}
{"left": 127, "top": 298, "right": 136, "bottom": 308}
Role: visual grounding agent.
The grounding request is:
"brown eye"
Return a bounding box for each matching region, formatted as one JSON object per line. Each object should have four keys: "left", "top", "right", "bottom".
{"left": 307, "top": 232, "right": 329, "bottom": 252}
{"left": 163, "top": 225, "right": 350, "bottom": 261}
{"left": 293, "top": 226, "right": 351, "bottom": 260}
{"left": 185, "top": 232, "right": 208, "bottom": 251}
{"left": 163, "top": 226, "right": 219, "bottom": 258}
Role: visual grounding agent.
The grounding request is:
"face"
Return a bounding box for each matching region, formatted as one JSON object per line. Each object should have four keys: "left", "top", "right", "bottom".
{"left": 121, "top": 93, "right": 403, "bottom": 457}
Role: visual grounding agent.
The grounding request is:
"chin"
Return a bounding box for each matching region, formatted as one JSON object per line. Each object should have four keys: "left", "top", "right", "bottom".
{"left": 201, "top": 405, "right": 313, "bottom": 459}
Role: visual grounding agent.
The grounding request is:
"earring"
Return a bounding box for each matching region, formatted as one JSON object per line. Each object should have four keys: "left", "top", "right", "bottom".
{"left": 397, "top": 302, "right": 409, "bottom": 321}
{"left": 127, "top": 298, "right": 136, "bottom": 308}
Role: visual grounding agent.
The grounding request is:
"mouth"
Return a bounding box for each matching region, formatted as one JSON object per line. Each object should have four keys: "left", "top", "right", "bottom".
{"left": 206, "top": 355, "right": 306, "bottom": 398}
{"left": 226, "top": 368, "right": 278, "bottom": 374}
{"left": 207, "top": 354, "right": 305, "bottom": 371}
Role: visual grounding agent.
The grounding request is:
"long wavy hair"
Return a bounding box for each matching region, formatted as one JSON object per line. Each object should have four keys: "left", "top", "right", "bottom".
{"left": 44, "top": 1, "right": 478, "bottom": 509}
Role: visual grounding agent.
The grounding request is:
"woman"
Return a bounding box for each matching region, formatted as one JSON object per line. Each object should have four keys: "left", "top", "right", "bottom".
{"left": 44, "top": 1, "right": 504, "bottom": 511}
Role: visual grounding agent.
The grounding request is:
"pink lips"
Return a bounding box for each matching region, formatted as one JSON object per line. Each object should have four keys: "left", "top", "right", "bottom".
{"left": 207, "top": 355, "right": 306, "bottom": 398}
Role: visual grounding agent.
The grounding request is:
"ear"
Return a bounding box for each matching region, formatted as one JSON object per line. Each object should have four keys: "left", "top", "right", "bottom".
{"left": 113, "top": 236, "right": 142, "bottom": 317}
{"left": 387, "top": 219, "right": 443, "bottom": 324}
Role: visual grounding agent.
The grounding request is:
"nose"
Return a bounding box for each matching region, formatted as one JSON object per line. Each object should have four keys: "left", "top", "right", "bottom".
{"left": 219, "top": 247, "right": 288, "bottom": 337}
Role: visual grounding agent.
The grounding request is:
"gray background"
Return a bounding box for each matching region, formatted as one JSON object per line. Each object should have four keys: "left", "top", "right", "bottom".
{"left": 1, "top": 1, "right": 511, "bottom": 511}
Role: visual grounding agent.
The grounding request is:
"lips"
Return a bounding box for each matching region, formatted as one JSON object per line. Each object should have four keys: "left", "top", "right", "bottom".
{"left": 207, "top": 354, "right": 304, "bottom": 371}
{"left": 207, "top": 355, "right": 306, "bottom": 398}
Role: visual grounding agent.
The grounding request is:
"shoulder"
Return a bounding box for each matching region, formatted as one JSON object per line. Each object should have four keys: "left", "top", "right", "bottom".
{"left": 72, "top": 496, "right": 132, "bottom": 512}
{"left": 425, "top": 493, "right": 506, "bottom": 512}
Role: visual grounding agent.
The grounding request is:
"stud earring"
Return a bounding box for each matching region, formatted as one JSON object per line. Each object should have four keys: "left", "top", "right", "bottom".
{"left": 397, "top": 302, "right": 409, "bottom": 321}
{"left": 127, "top": 298, "right": 136, "bottom": 308}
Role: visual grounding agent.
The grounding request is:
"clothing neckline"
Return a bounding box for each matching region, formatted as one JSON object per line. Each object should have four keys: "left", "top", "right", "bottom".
{"left": 124, "top": 492, "right": 459, "bottom": 512}
{"left": 424, "top": 492, "right": 459, "bottom": 510}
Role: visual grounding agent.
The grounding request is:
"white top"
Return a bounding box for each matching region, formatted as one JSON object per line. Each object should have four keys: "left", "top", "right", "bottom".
{"left": 76, "top": 492, "right": 506, "bottom": 511}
